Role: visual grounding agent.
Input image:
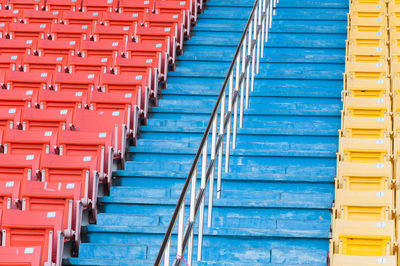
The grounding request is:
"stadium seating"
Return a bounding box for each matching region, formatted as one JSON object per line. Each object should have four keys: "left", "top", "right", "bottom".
{"left": 331, "top": 0, "right": 399, "bottom": 264}
{"left": 0, "top": 0, "right": 198, "bottom": 264}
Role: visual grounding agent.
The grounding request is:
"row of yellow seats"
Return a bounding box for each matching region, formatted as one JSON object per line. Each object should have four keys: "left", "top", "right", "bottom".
{"left": 330, "top": 1, "right": 397, "bottom": 264}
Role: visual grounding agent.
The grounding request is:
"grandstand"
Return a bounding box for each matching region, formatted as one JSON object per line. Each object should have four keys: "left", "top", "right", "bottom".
{"left": 0, "top": 0, "right": 393, "bottom": 265}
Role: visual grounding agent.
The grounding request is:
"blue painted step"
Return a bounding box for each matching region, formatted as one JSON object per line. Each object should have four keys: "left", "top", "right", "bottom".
{"left": 65, "top": 0, "right": 345, "bottom": 264}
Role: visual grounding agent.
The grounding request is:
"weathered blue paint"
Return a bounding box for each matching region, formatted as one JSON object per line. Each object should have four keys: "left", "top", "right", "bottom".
{"left": 65, "top": 0, "right": 346, "bottom": 264}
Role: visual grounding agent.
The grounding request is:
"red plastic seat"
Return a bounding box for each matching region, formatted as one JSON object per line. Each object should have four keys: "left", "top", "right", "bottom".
{"left": 43, "top": 0, "right": 79, "bottom": 12}
{"left": 0, "top": 54, "right": 21, "bottom": 71}
{"left": 72, "top": 108, "right": 128, "bottom": 158}
{"left": 88, "top": 90, "right": 140, "bottom": 137}
{"left": 22, "top": 10, "right": 60, "bottom": 25}
{"left": 81, "top": 0, "right": 115, "bottom": 12}
{"left": 134, "top": 25, "right": 176, "bottom": 65}
{"left": 21, "top": 180, "right": 83, "bottom": 241}
{"left": 78, "top": 40, "right": 123, "bottom": 58}
{"left": 0, "top": 246, "right": 42, "bottom": 266}
{"left": 0, "top": 180, "right": 20, "bottom": 210}
{"left": 5, "top": 70, "right": 52, "bottom": 90}
{"left": 5, "top": 0, "right": 40, "bottom": 11}
{"left": 7, "top": 22, "right": 49, "bottom": 40}
{"left": 57, "top": 129, "right": 114, "bottom": 182}
{"left": 37, "top": 89, "right": 86, "bottom": 112}
{"left": 20, "top": 107, "right": 73, "bottom": 132}
{"left": 1, "top": 209, "right": 64, "bottom": 266}
{"left": 67, "top": 55, "right": 111, "bottom": 74}
{"left": 22, "top": 54, "right": 65, "bottom": 73}
{"left": 53, "top": 72, "right": 99, "bottom": 92}
{"left": 0, "top": 107, "right": 21, "bottom": 129}
{"left": 0, "top": 89, "right": 36, "bottom": 109}
{"left": 117, "top": 0, "right": 153, "bottom": 14}
{"left": 2, "top": 128, "right": 58, "bottom": 155}
{"left": 0, "top": 153, "right": 40, "bottom": 182}
{"left": 0, "top": 9, "right": 21, "bottom": 23}
{"left": 39, "top": 154, "right": 99, "bottom": 211}
{"left": 101, "top": 11, "right": 143, "bottom": 27}
{"left": 143, "top": 12, "right": 185, "bottom": 49}
{"left": 36, "top": 39, "right": 78, "bottom": 57}
{"left": 125, "top": 41, "right": 168, "bottom": 80}
{"left": 49, "top": 23, "right": 90, "bottom": 41}
{"left": 90, "top": 24, "right": 131, "bottom": 42}
{"left": 0, "top": 39, "right": 36, "bottom": 56}
{"left": 61, "top": 10, "right": 100, "bottom": 26}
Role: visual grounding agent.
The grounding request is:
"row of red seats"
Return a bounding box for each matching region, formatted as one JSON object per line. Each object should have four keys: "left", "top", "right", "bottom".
{"left": 0, "top": 107, "right": 131, "bottom": 160}
{"left": 1, "top": 0, "right": 198, "bottom": 20}
{"left": 0, "top": 0, "right": 201, "bottom": 265}
{"left": 0, "top": 37, "right": 172, "bottom": 72}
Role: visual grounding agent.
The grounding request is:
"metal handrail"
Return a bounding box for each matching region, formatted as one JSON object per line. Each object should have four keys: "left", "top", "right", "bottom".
{"left": 154, "top": 0, "right": 276, "bottom": 265}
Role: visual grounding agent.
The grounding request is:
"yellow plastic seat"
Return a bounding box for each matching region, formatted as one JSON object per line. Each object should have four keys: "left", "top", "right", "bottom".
{"left": 347, "top": 37, "right": 388, "bottom": 58}
{"left": 332, "top": 219, "right": 396, "bottom": 256}
{"left": 349, "top": 13, "right": 388, "bottom": 29}
{"left": 349, "top": 26, "right": 388, "bottom": 40}
{"left": 389, "top": 0, "right": 400, "bottom": 11}
{"left": 344, "top": 96, "right": 391, "bottom": 117}
{"left": 338, "top": 137, "right": 391, "bottom": 162}
{"left": 333, "top": 189, "right": 394, "bottom": 222}
{"left": 347, "top": 53, "right": 387, "bottom": 64}
{"left": 330, "top": 254, "right": 396, "bottom": 266}
{"left": 341, "top": 115, "right": 392, "bottom": 138}
{"left": 336, "top": 161, "right": 393, "bottom": 191}
{"left": 344, "top": 77, "right": 390, "bottom": 97}
{"left": 350, "top": 0, "right": 387, "bottom": 13}
{"left": 345, "top": 61, "right": 389, "bottom": 78}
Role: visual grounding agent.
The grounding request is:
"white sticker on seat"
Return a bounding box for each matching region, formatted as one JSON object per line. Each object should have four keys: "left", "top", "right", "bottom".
{"left": 66, "top": 183, "right": 75, "bottom": 189}
{"left": 26, "top": 155, "right": 34, "bottom": 160}
{"left": 173, "top": 15, "right": 178, "bottom": 19}
{"left": 146, "top": 59, "right": 152, "bottom": 63}
{"left": 156, "top": 43, "right": 162, "bottom": 48}
{"left": 164, "top": 28, "right": 171, "bottom": 32}
{"left": 11, "top": 55, "right": 17, "bottom": 60}
{"left": 125, "top": 93, "right": 132, "bottom": 98}
{"left": 69, "top": 41, "right": 76, "bottom": 45}
{"left": 26, "top": 90, "right": 33, "bottom": 95}
{"left": 136, "top": 75, "right": 142, "bottom": 80}
{"left": 75, "top": 92, "right": 82, "bottom": 97}
{"left": 41, "top": 73, "right": 48, "bottom": 77}
{"left": 26, "top": 40, "right": 33, "bottom": 44}
{"left": 376, "top": 191, "right": 384, "bottom": 197}
{"left": 8, "top": 108, "right": 16, "bottom": 114}
{"left": 40, "top": 24, "right": 46, "bottom": 28}
{"left": 376, "top": 32, "right": 382, "bottom": 36}
{"left": 56, "top": 57, "right": 63, "bottom": 61}
{"left": 83, "top": 156, "right": 92, "bottom": 161}
{"left": 60, "top": 110, "right": 68, "bottom": 115}
{"left": 101, "top": 58, "right": 108, "bottom": 62}
{"left": 376, "top": 163, "right": 384, "bottom": 169}
{"left": 376, "top": 18, "right": 382, "bottom": 22}
{"left": 112, "top": 42, "right": 119, "bottom": 47}
{"left": 123, "top": 26, "right": 129, "bottom": 31}
{"left": 376, "top": 221, "right": 386, "bottom": 228}
{"left": 24, "top": 248, "right": 34, "bottom": 254}
{"left": 5, "top": 181, "right": 14, "bottom": 187}
{"left": 44, "top": 131, "right": 52, "bottom": 137}
{"left": 88, "top": 74, "right": 95, "bottom": 79}
{"left": 47, "top": 212, "right": 56, "bottom": 218}
{"left": 376, "top": 79, "right": 383, "bottom": 84}
{"left": 376, "top": 117, "right": 384, "bottom": 122}
{"left": 112, "top": 111, "right": 120, "bottom": 116}
{"left": 377, "top": 257, "right": 388, "bottom": 263}
{"left": 376, "top": 47, "right": 382, "bottom": 51}
{"left": 132, "top": 13, "right": 138, "bottom": 18}
{"left": 99, "top": 132, "right": 107, "bottom": 138}
{"left": 376, "top": 63, "right": 382, "bottom": 67}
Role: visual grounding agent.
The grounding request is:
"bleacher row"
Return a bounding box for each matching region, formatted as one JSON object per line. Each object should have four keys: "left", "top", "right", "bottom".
{"left": 0, "top": 0, "right": 201, "bottom": 265}
{"left": 330, "top": 0, "right": 400, "bottom": 264}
